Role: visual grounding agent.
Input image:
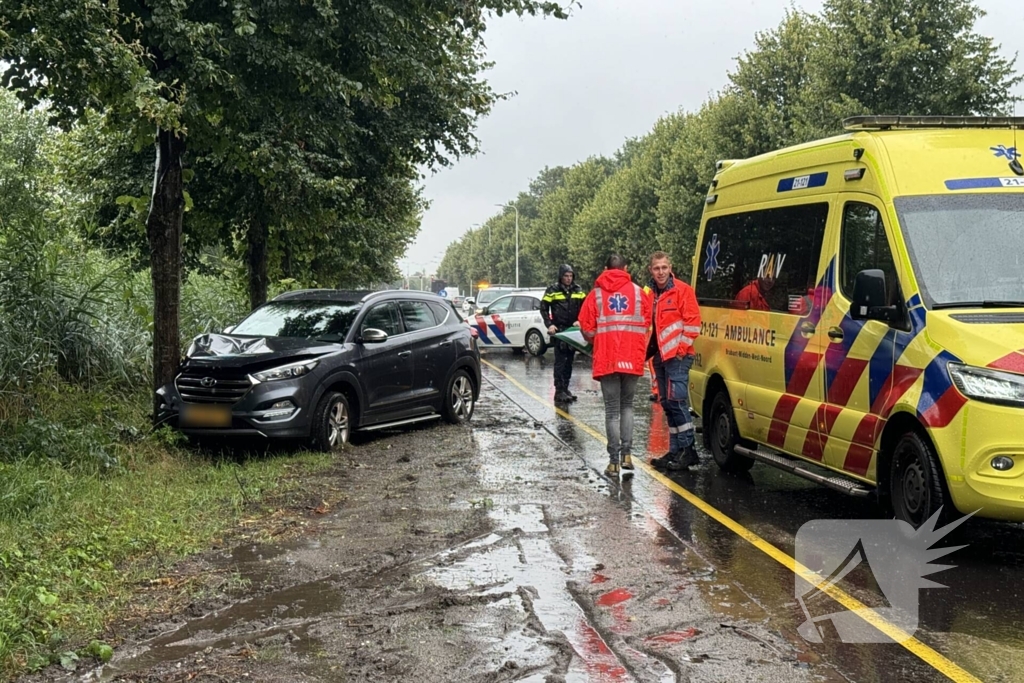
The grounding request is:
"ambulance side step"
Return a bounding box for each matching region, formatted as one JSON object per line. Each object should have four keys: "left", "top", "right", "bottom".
{"left": 734, "top": 445, "right": 873, "bottom": 498}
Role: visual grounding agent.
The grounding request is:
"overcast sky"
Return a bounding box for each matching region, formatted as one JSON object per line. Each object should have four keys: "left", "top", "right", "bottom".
{"left": 402, "top": 0, "right": 1024, "bottom": 276}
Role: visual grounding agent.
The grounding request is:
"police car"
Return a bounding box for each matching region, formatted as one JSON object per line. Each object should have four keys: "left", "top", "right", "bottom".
{"left": 471, "top": 284, "right": 515, "bottom": 315}
{"left": 466, "top": 288, "right": 552, "bottom": 356}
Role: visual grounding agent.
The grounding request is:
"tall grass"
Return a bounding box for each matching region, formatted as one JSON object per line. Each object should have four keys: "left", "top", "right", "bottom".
{"left": 0, "top": 203, "right": 252, "bottom": 675}
{"left": 0, "top": 87, "right": 296, "bottom": 676}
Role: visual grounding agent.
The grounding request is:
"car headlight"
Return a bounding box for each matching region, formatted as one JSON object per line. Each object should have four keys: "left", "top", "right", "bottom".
{"left": 948, "top": 363, "right": 1024, "bottom": 407}
{"left": 252, "top": 359, "right": 319, "bottom": 383}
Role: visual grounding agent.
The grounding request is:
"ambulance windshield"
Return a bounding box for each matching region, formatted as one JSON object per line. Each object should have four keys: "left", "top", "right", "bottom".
{"left": 895, "top": 193, "right": 1024, "bottom": 309}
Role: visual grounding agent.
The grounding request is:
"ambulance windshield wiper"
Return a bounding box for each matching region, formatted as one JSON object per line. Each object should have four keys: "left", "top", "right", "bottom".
{"left": 932, "top": 300, "right": 1024, "bottom": 310}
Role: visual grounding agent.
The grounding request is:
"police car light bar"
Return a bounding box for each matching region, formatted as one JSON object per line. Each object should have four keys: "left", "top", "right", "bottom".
{"left": 844, "top": 115, "right": 1024, "bottom": 131}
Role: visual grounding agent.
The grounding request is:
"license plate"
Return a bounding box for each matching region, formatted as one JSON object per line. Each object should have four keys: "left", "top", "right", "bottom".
{"left": 180, "top": 404, "right": 232, "bottom": 428}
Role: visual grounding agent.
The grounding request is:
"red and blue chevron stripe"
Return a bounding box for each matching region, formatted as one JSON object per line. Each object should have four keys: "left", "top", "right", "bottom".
{"left": 473, "top": 315, "right": 510, "bottom": 345}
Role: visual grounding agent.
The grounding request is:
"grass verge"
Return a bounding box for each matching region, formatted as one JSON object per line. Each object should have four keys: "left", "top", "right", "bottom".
{"left": 0, "top": 383, "right": 333, "bottom": 677}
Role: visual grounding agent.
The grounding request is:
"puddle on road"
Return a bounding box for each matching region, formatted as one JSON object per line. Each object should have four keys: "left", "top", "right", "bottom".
{"left": 86, "top": 537, "right": 338, "bottom": 681}
{"left": 492, "top": 503, "right": 548, "bottom": 534}
{"left": 425, "top": 506, "right": 676, "bottom": 683}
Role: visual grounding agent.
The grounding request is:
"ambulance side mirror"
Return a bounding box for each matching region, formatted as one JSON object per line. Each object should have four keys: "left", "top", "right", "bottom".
{"left": 851, "top": 269, "right": 898, "bottom": 324}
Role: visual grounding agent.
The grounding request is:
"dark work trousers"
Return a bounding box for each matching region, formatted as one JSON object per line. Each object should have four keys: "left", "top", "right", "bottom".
{"left": 653, "top": 354, "right": 695, "bottom": 453}
{"left": 554, "top": 341, "right": 576, "bottom": 392}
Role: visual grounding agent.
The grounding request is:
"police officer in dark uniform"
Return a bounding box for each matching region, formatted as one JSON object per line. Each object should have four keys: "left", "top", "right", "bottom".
{"left": 541, "top": 264, "right": 586, "bottom": 403}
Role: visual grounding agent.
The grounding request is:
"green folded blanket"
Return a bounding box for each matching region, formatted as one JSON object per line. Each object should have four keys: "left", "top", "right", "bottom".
{"left": 553, "top": 326, "right": 592, "bottom": 356}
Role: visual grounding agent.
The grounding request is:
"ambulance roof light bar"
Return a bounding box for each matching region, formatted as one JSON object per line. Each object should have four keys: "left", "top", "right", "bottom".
{"left": 844, "top": 115, "right": 1024, "bottom": 131}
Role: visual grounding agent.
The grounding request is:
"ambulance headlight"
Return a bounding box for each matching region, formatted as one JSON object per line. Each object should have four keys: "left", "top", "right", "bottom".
{"left": 948, "top": 363, "right": 1024, "bottom": 407}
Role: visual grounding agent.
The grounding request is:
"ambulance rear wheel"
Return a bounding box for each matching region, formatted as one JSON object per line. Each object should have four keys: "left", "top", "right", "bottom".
{"left": 890, "top": 431, "right": 953, "bottom": 529}
{"left": 708, "top": 389, "right": 755, "bottom": 473}
{"left": 525, "top": 330, "right": 547, "bottom": 357}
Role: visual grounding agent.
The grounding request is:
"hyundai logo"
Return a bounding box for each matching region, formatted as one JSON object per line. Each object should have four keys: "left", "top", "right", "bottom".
{"left": 200, "top": 377, "right": 216, "bottom": 388}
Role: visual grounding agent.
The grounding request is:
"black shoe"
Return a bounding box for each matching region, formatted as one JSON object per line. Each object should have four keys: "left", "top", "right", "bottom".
{"left": 668, "top": 446, "right": 700, "bottom": 471}
{"left": 650, "top": 452, "right": 677, "bottom": 469}
{"left": 568, "top": 391, "right": 579, "bottom": 401}
{"left": 554, "top": 390, "right": 573, "bottom": 403}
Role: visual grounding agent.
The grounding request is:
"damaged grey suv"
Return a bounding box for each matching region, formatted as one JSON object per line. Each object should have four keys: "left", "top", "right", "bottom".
{"left": 155, "top": 289, "right": 480, "bottom": 450}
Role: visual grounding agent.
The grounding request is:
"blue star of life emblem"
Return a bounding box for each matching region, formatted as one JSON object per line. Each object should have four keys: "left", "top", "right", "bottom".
{"left": 991, "top": 145, "right": 1021, "bottom": 160}
{"left": 608, "top": 293, "right": 629, "bottom": 314}
{"left": 704, "top": 234, "right": 720, "bottom": 281}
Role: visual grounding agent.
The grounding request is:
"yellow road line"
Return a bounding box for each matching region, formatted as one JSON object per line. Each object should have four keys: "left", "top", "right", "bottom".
{"left": 482, "top": 359, "right": 981, "bottom": 683}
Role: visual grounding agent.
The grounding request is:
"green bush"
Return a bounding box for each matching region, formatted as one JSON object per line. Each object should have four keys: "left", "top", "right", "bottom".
{"left": 0, "top": 420, "right": 118, "bottom": 473}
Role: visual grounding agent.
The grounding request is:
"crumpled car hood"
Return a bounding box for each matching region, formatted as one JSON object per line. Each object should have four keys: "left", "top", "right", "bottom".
{"left": 181, "top": 334, "right": 343, "bottom": 370}
{"left": 187, "top": 333, "right": 273, "bottom": 358}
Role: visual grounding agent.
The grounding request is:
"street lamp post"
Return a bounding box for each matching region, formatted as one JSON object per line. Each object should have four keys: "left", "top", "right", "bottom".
{"left": 495, "top": 203, "right": 519, "bottom": 288}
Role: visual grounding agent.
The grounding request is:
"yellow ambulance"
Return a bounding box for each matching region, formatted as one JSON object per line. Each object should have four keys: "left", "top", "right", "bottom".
{"left": 690, "top": 116, "right": 1024, "bottom": 527}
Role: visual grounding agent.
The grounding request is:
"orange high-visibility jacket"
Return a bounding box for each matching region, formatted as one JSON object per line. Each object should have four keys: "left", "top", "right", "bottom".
{"left": 578, "top": 268, "right": 652, "bottom": 379}
{"left": 647, "top": 276, "right": 701, "bottom": 361}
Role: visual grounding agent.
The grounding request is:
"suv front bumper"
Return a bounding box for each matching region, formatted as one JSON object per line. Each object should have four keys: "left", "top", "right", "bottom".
{"left": 155, "top": 374, "right": 317, "bottom": 440}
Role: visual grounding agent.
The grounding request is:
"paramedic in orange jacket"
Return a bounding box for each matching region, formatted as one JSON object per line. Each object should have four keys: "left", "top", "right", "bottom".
{"left": 578, "top": 254, "right": 653, "bottom": 478}
{"left": 646, "top": 251, "right": 702, "bottom": 471}
{"left": 735, "top": 272, "right": 773, "bottom": 311}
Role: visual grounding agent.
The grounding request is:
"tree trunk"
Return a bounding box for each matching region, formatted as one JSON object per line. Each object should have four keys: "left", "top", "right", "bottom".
{"left": 247, "top": 210, "right": 269, "bottom": 310}
{"left": 147, "top": 127, "right": 185, "bottom": 420}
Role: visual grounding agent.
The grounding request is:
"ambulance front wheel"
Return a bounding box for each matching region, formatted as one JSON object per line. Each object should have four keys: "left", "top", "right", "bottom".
{"left": 525, "top": 330, "right": 547, "bottom": 357}
{"left": 708, "top": 389, "right": 755, "bottom": 473}
{"left": 889, "top": 431, "right": 954, "bottom": 529}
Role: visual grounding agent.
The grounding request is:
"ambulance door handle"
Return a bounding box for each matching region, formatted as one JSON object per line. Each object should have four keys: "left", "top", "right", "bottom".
{"left": 799, "top": 321, "right": 816, "bottom": 337}
{"left": 827, "top": 326, "right": 844, "bottom": 342}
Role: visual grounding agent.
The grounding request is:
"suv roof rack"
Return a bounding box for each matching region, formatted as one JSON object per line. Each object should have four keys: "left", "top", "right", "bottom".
{"left": 843, "top": 115, "right": 1024, "bottom": 131}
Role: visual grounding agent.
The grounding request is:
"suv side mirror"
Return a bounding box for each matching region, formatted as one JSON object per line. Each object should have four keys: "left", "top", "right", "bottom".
{"left": 851, "top": 269, "right": 899, "bottom": 323}
{"left": 223, "top": 325, "right": 236, "bottom": 334}
{"left": 360, "top": 328, "right": 389, "bottom": 344}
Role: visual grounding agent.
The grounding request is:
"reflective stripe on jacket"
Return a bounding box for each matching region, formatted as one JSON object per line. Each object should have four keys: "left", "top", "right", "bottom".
{"left": 647, "top": 276, "right": 701, "bottom": 361}
{"left": 540, "top": 284, "right": 585, "bottom": 330}
{"left": 578, "top": 269, "right": 653, "bottom": 379}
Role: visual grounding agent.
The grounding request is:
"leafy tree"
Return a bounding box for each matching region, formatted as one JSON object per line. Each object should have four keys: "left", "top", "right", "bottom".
{"left": 447, "top": 0, "right": 1022, "bottom": 294}
{"left": 1, "top": 0, "right": 574, "bottom": 403}
{"left": 656, "top": 95, "right": 782, "bottom": 276}
{"left": 727, "top": 10, "right": 822, "bottom": 150}
{"left": 0, "top": 88, "right": 61, "bottom": 233}
{"left": 527, "top": 157, "right": 615, "bottom": 276}
{"left": 569, "top": 115, "right": 686, "bottom": 283}
{"left": 798, "top": 0, "right": 1021, "bottom": 138}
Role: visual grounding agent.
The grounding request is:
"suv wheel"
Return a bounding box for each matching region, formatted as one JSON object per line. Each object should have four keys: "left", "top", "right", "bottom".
{"left": 311, "top": 391, "right": 351, "bottom": 452}
{"left": 443, "top": 369, "right": 476, "bottom": 424}
{"left": 525, "top": 329, "right": 547, "bottom": 357}
{"left": 708, "top": 389, "right": 755, "bottom": 472}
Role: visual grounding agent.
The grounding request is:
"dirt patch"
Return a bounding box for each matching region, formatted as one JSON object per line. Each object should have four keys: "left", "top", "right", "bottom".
{"left": 22, "top": 389, "right": 831, "bottom": 683}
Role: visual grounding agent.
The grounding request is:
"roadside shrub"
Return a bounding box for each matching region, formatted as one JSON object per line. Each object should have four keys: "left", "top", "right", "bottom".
{"left": 0, "top": 226, "right": 149, "bottom": 392}
{"left": 180, "top": 266, "right": 249, "bottom": 343}
{"left": 0, "top": 419, "right": 117, "bottom": 473}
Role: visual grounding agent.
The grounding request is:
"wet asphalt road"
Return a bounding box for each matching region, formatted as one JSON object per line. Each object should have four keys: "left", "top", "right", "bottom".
{"left": 481, "top": 348, "right": 1024, "bottom": 683}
